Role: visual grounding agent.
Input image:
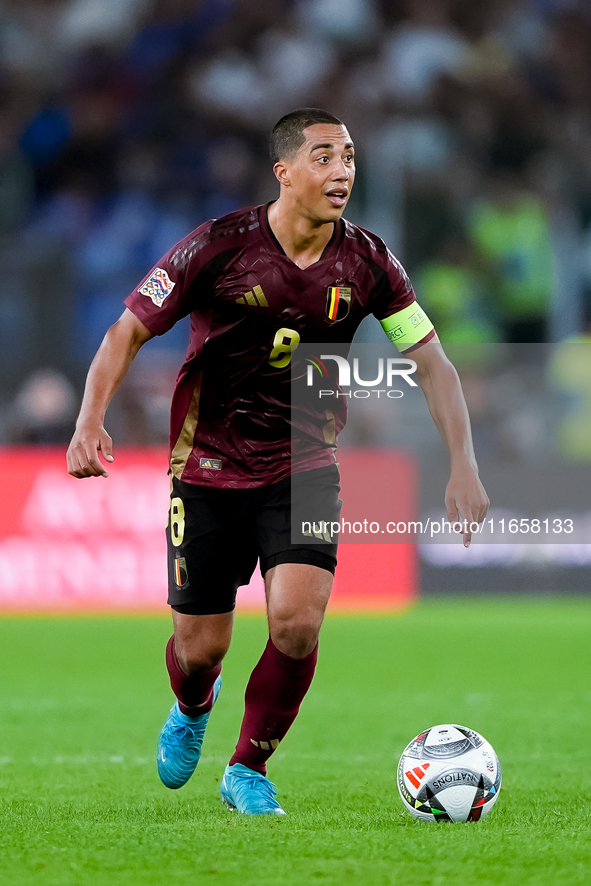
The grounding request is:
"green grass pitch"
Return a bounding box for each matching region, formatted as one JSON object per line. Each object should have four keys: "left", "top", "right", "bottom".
{"left": 1, "top": 598, "right": 591, "bottom": 886}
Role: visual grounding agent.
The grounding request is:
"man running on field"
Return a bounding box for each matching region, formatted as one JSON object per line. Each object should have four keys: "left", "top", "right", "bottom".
{"left": 67, "top": 108, "right": 489, "bottom": 815}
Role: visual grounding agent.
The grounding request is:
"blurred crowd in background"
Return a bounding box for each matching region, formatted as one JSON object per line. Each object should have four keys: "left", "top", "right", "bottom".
{"left": 1, "top": 0, "right": 591, "bottom": 459}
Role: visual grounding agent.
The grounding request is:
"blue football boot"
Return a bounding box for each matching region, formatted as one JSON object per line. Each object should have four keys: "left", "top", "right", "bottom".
{"left": 157, "top": 675, "right": 222, "bottom": 789}
{"left": 221, "top": 763, "right": 286, "bottom": 815}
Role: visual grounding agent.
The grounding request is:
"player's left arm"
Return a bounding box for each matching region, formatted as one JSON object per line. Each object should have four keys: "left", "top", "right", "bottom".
{"left": 372, "top": 242, "right": 488, "bottom": 544}
{"left": 409, "top": 337, "right": 490, "bottom": 547}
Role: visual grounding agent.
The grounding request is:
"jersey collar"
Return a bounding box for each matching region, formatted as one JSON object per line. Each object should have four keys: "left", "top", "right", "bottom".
{"left": 259, "top": 202, "right": 344, "bottom": 264}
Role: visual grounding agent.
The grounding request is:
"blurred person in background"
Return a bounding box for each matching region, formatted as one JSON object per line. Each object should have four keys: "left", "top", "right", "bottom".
{"left": 547, "top": 304, "right": 591, "bottom": 462}
{"left": 417, "top": 232, "right": 501, "bottom": 343}
{"left": 467, "top": 168, "right": 554, "bottom": 342}
{"left": 4, "top": 368, "right": 77, "bottom": 444}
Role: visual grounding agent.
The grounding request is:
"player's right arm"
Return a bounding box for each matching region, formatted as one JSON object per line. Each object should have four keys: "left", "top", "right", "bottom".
{"left": 66, "top": 308, "right": 154, "bottom": 478}
{"left": 67, "top": 216, "right": 234, "bottom": 478}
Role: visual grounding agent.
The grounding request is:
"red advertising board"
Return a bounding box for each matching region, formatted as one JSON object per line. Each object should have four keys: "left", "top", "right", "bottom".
{"left": 0, "top": 448, "right": 417, "bottom": 612}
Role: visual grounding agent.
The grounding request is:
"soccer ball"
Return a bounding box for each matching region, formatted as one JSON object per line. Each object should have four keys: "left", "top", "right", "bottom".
{"left": 397, "top": 724, "right": 501, "bottom": 822}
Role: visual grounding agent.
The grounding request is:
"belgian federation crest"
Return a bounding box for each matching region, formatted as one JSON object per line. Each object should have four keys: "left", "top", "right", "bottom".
{"left": 326, "top": 285, "right": 352, "bottom": 322}
{"left": 173, "top": 556, "right": 189, "bottom": 589}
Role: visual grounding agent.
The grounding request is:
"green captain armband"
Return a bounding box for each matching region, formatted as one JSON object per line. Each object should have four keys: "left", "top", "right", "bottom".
{"left": 380, "top": 302, "right": 434, "bottom": 350}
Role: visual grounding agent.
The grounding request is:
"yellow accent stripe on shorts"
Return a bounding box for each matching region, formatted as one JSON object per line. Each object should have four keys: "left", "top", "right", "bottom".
{"left": 380, "top": 302, "right": 434, "bottom": 350}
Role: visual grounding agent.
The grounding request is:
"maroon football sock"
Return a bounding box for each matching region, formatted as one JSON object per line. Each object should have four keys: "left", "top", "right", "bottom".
{"left": 165, "top": 635, "right": 221, "bottom": 717}
{"left": 229, "top": 638, "right": 318, "bottom": 775}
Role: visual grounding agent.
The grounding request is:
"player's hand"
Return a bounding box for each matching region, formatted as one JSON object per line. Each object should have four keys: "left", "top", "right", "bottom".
{"left": 445, "top": 463, "right": 489, "bottom": 548}
{"left": 66, "top": 421, "right": 114, "bottom": 478}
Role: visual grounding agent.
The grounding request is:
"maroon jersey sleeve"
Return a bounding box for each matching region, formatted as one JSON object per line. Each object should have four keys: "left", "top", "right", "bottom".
{"left": 124, "top": 219, "right": 220, "bottom": 336}
{"left": 353, "top": 225, "right": 437, "bottom": 350}
{"left": 366, "top": 236, "right": 416, "bottom": 321}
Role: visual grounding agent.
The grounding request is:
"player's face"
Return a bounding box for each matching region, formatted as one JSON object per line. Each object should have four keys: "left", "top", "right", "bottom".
{"left": 278, "top": 123, "right": 355, "bottom": 224}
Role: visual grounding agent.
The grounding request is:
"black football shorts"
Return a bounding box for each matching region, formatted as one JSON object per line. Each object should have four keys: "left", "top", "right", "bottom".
{"left": 166, "top": 464, "right": 342, "bottom": 615}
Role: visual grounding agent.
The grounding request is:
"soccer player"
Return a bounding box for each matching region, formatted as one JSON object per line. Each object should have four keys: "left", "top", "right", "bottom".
{"left": 66, "top": 108, "right": 489, "bottom": 815}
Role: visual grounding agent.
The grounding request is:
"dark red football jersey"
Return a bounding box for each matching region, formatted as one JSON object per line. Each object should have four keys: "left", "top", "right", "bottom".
{"left": 125, "top": 204, "right": 428, "bottom": 488}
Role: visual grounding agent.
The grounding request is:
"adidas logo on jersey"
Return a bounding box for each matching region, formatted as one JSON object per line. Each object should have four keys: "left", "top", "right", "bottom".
{"left": 199, "top": 458, "right": 222, "bottom": 470}
{"left": 236, "top": 285, "right": 268, "bottom": 307}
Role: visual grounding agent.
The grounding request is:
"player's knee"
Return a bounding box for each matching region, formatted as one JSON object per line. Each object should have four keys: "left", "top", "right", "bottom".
{"left": 176, "top": 642, "right": 227, "bottom": 676}
{"left": 271, "top": 615, "right": 320, "bottom": 659}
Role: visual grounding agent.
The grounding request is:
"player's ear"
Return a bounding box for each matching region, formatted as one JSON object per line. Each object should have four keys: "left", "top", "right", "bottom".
{"left": 273, "top": 160, "right": 291, "bottom": 187}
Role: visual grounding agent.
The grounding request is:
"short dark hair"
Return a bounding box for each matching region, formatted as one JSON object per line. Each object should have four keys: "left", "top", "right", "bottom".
{"left": 269, "top": 108, "right": 345, "bottom": 164}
